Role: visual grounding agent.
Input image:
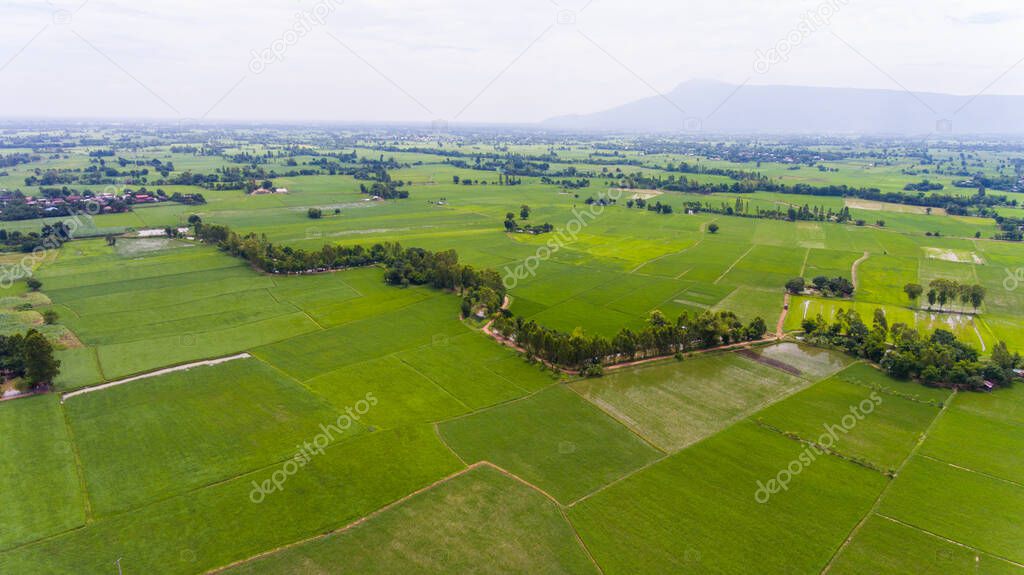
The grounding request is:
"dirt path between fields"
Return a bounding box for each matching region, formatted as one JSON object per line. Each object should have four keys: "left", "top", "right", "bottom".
{"left": 851, "top": 251, "right": 870, "bottom": 290}
{"left": 777, "top": 293, "right": 791, "bottom": 337}
{"left": 61, "top": 353, "right": 252, "bottom": 403}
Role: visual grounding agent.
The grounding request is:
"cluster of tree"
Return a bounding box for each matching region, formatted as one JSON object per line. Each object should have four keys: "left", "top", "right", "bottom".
{"left": 903, "top": 180, "right": 944, "bottom": 191}
{"left": 802, "top": 308, "right": 1017, "bottom": 390}
{"left": 993, "top": 215, "right": 1023, "bottom": 241}
{"left": 953, "top": 173, "right": 1024, "bottom": 193}
{"left": 785, "top": 276, "right": 854, "bottom": 297}
{"left": 540, "top": 177, "right": 590, "bottom": 189}
{"left": 490, "top": 309, "right": 767, "bottom": 372}
{"left": 359, "top": 180, "right": 409, "bottom": 199}
{"left": 679, "top": 198, "right": 854, "bottom": 223}
{"left": 0, "top": 222, "right": 72, "bottom": 253}
{"left": 0, "top": 153, "right": 39, "bottom": 168}
{"left": 903, "top": 280, "right": 985, "bottom": 312}
{"left": 504, "top": 210, "right": 545, "bottom": 232}
{"left": 626, "top": 198, "right": 672, "bottom": 214}
{"left": 0, "top": 329, "right": 61, "bottom": 389}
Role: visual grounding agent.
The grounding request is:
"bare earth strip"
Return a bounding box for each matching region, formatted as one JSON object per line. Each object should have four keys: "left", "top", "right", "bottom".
{"left": 851, "top": 251, "right": 870, "bottom": 290}
{"left": 60, "top": 353, "right": 252, "bottom": 402}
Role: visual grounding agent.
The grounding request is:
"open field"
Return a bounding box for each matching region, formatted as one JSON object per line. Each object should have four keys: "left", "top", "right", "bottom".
{"left": 1, "top": 128, "right": 1023, "bottom": 573}
{"left": 439, "top": 386, "right": 663, "bottom": 504}
{"left": 224, "top": 465, "right": 599, "bottom": 574}
{"left": 569, "top": 349, "right": 819, "bottom": 451}
{"left": 568, "top": 421, "right": 888, "bottom": 574}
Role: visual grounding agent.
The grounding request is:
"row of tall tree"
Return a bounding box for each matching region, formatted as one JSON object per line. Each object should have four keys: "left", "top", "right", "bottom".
{"left": 903, "top": 280, "right": 985, "bottom": 312}
{"left": 491, "top": 310, "right": 767, "bottom": 373}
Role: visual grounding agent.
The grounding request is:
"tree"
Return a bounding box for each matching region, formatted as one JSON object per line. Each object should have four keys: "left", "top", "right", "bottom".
{"left": 307, "top": 208, "right": 322, "bottom": 219}
{"left": 903, "top": 283, "right": 923, "bottom": 305}
{"left": 26, "top": 278, "right": 41, "bottom": 291}
{"left": 520, "top": 205, "right": 531, "bottom": 220}
{"left": 22, "top": 330, "right": 60, "bottom": 385}
{"left": 969, "top": 284, "right": 985, "bottom": 312}
{"left": 785, "top": 277, "right": 806, "bottom": 294}
{"left": 707, "top": 223, "right": 719, "bottom": 234}
{"left": 452, "top": 175, "right": 460, "bottom": 184}
{"left": 812, "top": 276, "right": 829, "bottom": 290}
{"left": 187, "top": 214, "right": 202, "bottom": 225}
{"left": 42, "top": 310, "right": 58, "bottom": 325}
{"left": 746, "top": 317, "right": 767, "bottom": 339}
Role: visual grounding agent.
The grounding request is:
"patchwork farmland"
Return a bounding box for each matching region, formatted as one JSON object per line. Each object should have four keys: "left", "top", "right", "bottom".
{"left": 0, "top": 127, "right": 1023, "bottom": 574}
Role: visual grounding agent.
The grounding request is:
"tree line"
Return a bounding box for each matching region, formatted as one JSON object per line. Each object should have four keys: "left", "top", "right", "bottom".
{"left": 490, "top": 310, "right": 767, "bottom": 374}
{"left": 191, "top": 220, "right": 505, "bottom": 318}
{"left": 903, "top": 280, "right": 985, "bottom": 312}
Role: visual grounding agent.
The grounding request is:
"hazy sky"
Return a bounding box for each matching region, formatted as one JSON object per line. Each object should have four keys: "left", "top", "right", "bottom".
{"left": 1, "top": 0, "right": 1022, "bottom": 123}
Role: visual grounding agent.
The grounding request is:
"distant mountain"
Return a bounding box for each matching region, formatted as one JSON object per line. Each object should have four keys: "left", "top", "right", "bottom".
{"left": 542, "top": 79, "right": 1024, "bottom": 135}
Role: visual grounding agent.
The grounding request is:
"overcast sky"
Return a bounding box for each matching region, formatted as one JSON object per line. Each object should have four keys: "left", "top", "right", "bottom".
{"left": 1, "top": 0, "right": 1022, "bottom": 124}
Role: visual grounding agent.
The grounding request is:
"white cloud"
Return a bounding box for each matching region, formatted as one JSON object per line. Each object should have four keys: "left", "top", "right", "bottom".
{"left": 0, "top": 0, "right": 1021, "bottom": 123}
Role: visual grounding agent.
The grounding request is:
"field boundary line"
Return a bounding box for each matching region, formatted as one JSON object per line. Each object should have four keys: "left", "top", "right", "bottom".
{"left": 565, "top": 385, "right": 666, "bottom": 454}
{"left": 917, "top": 453, "right": 1024, "bottom": 490}
{"left": 432, "top": 422, "right": 468, "bottom": 466}
{"left": 820, "top": 389, "right": 957, "bottom": 574}
{"left": 432, "top": 383, "right": 560, "bottom": 426}
{"left": 873, "top": 512, "right": 1024, "bottom": 569}
{"left": 628, "top": 239, "right": 701, "bottom": 274}
{"left": 396, "top": 356, "right": 471, "bottom": 412}
{"left": 484, "top": 462, "right": 606, "bottom": 574}
{"left": 58, "top": 400, "right": 94, "bottom": 524}
{"left": 66, "top": 285, "right": 289, "bottom": 329}
{"left": 61, "top": 353, "right": 252, "bottom": 402}
{"left": 713, "top": 244, "right": 755, "bottom": 284}
{"left": 51, "top": 262, "right": 259, "bottom": 308}
{"left": 799, "top": 247, "right": 810, "bottom": 276}
{"left": 206, "top": 462, "right": 487, "bottom": 574}
{"left": 850, "top": 251, "right": 869, "bottom": 290}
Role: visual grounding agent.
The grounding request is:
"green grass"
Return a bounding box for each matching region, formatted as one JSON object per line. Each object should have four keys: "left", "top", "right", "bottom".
{"left": 921, "top": 385, "right": 1024, "bottom": 484}
{"left": 304, "top": 355, "right": 468, "bottom": 428}
{"left": 65, "top": 358, "right": 359, "bottom": 516}
{"left": 879, "top": 455, "right": 1024, "bottom": 564}
{"left": 569, "top": 351, "right": 814, "bottom": 452}
{"left": 754, "top": 372, "right": 941, "bottom": 470}
{"left": 568, "top": 421, "right": 888, "bottom": 574}
{"left": 0, "top": 394, "right": 85, "bottom": 550}
{"left": 0, "top": 426, "right": 462, "bottom": 574}
{"left": 439, "top": 386, "right": 663, "bottom": 504}
{"left": 224, "top": 465, "right": 599, "bottom": 574}
{"left": 829, "top": 514, "right": 1023, "bottom": 575}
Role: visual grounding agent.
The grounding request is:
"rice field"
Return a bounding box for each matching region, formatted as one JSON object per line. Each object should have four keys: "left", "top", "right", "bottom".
{"left": 2, "top": 132, "right": 1023, "bottom": 574}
